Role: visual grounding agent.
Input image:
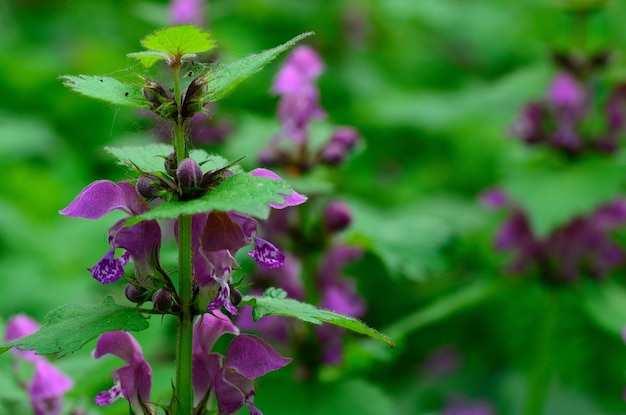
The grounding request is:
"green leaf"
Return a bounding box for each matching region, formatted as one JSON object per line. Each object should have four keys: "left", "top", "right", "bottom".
{"left": 581, "top": 281, "right": 626, "bottom": 335}
{"left": 202, "top": 32, "right": 314, "bottom": 102}
{"left": 0, "top": 296, "right": 149, "bottom": 357}
{"left": 105, "top": 144, "right": 229, "bottom": 174}
{"left": 503, "top": 156, "right": 624, "bottom": 236}
{"left": 241, "top": 290, "right": 394, "bottom": 347}
{"left": 60, "top": 75, "right": 149, "bottom": 108}
{"left": 128, "top": 25, "right": 215, "bottom": 67}
{"left": 128, "top": 172, "right": 290, "bottom": 222}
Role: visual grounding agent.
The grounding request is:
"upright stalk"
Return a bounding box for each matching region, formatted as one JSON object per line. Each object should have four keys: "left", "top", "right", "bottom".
{"left": 172, "top": 62, "right": 194, "bottom": 414}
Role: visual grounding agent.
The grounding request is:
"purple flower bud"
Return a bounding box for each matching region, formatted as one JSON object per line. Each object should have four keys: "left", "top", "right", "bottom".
{"left": 152, "top": 289, "right": 173, "bottom": 311}
{"left": 549, "top": 72, "right": 586, "bottom": 110}
{"left": 330, "top": 126, "right": 360, "bottom": 149}
{"left": 177, "top": 158, "right": 203, "bottom": 191}
{"left": 124, "top": 284, "right": 147, "bottom": 303}
{"left": 136, "top": 176, "right": 158, "bottom": 199}
{"left": 323, "top": 200, "right": 352, "bottom": 232}
{"left": 319, "top": 141, "right": 348, "bottom": 165}
{"left": 164, "top": 152, "right": 177, "bottom": 177}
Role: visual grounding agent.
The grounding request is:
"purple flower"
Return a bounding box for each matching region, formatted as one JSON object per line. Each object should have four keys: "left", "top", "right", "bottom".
{"left": 169, "top": 0, "right": 205, "bottom": 26}
{"left": 93, "top": 331, "right": 153, "bottom": 414}
{"left": 483, "top": 189, "right": 626, "bottom": 282}
{"left": 5, "top": 315, "right": 74, "bottom": 415}
{"left": 192, "top": 314, "right": 291, "bottom": 415}
{"left": 60, "top": 180, "right": 162, "bottom": 285}
{"left": 192, "top": 311, "right": 240, "bottom": 407}
{"left": 271, "top": 45, "right": 326, "bottom": 144}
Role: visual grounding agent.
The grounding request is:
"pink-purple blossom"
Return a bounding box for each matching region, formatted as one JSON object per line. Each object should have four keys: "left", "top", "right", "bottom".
{"left": 5, "top": 315, "right": 74, "bottom": 415}
{"left": 93, "top": 331, "right": 153, "bottom": 414}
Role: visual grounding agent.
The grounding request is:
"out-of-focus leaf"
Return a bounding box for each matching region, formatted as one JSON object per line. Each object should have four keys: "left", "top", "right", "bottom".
{"left": 581, "top": 281, "right": 626, "bottom": 336}
{"left": 503, "top": 155, "right": 624, "bottom": 237}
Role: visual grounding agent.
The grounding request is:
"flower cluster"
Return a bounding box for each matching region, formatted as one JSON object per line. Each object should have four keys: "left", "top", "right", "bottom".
{"left": 259, "top": 45, "right": 361, "bottom": 172}
{"left": 4, "top": 315, "right": 74, "bottom": 415}
{"left": 483, "top": 189, "right": 626, "bottom": 283}
{"left": 237, "top": 46, "right": 367, "bottom": 370}
{"left": 93, "top": 311, "right": 289, "bottom": 414}
{"left": 511, "top": 57, "right": 626, "bottom": 154}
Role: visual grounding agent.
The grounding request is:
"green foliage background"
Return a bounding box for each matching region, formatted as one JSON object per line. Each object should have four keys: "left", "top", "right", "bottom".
{"left": 3, "top": 0, "right": 626, "bottom": 414}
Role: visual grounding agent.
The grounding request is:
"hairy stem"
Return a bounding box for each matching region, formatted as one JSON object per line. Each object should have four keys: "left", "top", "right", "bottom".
{"left": 172, "top": 63, "right": 194, "bottom": 414}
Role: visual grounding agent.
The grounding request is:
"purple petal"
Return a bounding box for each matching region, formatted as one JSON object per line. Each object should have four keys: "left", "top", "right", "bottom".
{"left": 249, "top": 169, "right": 307, "bottom": 208}
{"left": 548, "top": 72, "right": 586, "bottom": 109}
{"left": 88, "top": 249, "right": 130, "bottom": 284}
{"left": 193, "top": 311, "right": 240, "bottom": 354}
{"left": 93, "top": 331, "right": 144, "bottom": 365}
{"left": 5, "top": 314, "right": 39, "bottom": 342}
{"left": 206, "top": 277, "right": 238, "bottom": 316}
{"left": 29, "top": 359, "right": 74, "bottom": 399}
{"left": 201, "top": 211, "right": 249, "bottom": 252}
{"left": 169, "top": 0, "right": 205, "bottom": 26}
{"left": 224, "top": 334, "right": 291, "bottom": 379}
{"left": 248, "top": 237, "right": 285, "bottom": 269}
{"left": 192, "top": 352, "right": 223, "bottom": 407}
{"left": 317, "top": 245, "right": 363, "bottom": 286}
{"left": 59, "top": 180, "right": 137, "bottom": 219}
{"left": 479, "top": 188, "right": 508, "bottom": 209}
{"left": 94, "top": 383, "right": 123, "bottom": 406}
{"left": 214, "top": 369, "right": 253, "bottom": 415}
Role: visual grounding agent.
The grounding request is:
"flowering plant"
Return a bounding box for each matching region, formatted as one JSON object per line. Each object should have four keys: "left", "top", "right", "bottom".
{"left": 0, "top": 25, "right": 391, "bottom": 415}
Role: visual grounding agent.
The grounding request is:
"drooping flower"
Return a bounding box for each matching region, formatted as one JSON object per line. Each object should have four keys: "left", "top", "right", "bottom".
{"left": 192, "top": 313, "right": 291, "bottom": 415}
{"left": 5, "top": 315, "right": 74, "bottom": 415}
{"left": 192, "top": 311, "right": 240, "bottom": 407}
{"left": 188, "top": 169, "right": 306, "bottom": 315}
{"left": 93, "top": 331, "right": 153, "bottom": 414}
{"left": 60, "top": 180, "right": 162, "bottom": 285}
{"left": 482, "top": 188, "right": 626, "bottom": 282}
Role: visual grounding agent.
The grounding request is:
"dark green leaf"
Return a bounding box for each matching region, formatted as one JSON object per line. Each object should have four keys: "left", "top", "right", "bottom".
{"left": 127, "top": 172, "right": 291, "bottom": 222}
{"left": 60, "top": 75, "right": 149, "bottom": 108}
{"left": 0, "top": 296, "right": 149, "bottom": 357}
{"left": 242, "top": 292, "right": 394, "bottom": 347}
{"left": 202, "top": 32, "right": 314, "bottom": 102}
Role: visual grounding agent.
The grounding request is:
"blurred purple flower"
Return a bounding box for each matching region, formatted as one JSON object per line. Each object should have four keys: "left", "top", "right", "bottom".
{"left": 93, "top": 331, "right": 153, "bottom": 414}
{"left": 510, "top": 71, "right": 626, "bottom": 153}
{"left": 169, "top": 0, "right": 205, "bottom": 26}
{"left": 60, "top": 180, "right": 162, "bottom": 285}
{"left": 483, "top": 188, "right": 626, "bottom": 281}
{"left": 5, "top": 315, "right": 74, "bottom": 415}
{"left": 271, "top": 45, "right": 325, "bottom": 144}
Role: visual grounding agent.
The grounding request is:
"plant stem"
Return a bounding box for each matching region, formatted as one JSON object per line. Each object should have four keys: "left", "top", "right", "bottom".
{"left": 172, "top": 63, "right": 194, "bottom": 414}
{"left": 523, "top": 289, "right": 560, "bottom": 415}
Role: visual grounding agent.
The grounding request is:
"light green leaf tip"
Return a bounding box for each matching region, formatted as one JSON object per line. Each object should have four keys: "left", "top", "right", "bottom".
{"left": 128, "top": 25, "right": 216, "bottom": 67}
{"left": 203, "top": 31, "right": 315, "bottom": 102}
{"left": 242, "top": 289, "right": 394, "bottom": 348}
{"left": 60, "top": 75, "right": 150, "bottom": 108}
{"left": 0, "top": 296, "right": 149, "bottom": 357}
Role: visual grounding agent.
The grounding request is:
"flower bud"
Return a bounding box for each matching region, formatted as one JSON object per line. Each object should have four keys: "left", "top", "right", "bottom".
{"left": 136, "top": 176, "right": 158, "bottom": 199}
{"left": 176, "top": 158, "right": 203, "bottom": 198}
{"left": 319, "top": 141, "right": 347, "bottom": 166}
{"left": 330, "top": 126, "right": 360, "bottom": 149}
{"left": 125, "top": 284, "right": 147, "bottom": 303}
{"left": 164, "top": 152, "right": 177, "bottom": 177}
{"left": 323, "top": 200, "right": 352, "bottom": 232}
{"left": 152, "top": 289, "right": 173, "bottom": 311}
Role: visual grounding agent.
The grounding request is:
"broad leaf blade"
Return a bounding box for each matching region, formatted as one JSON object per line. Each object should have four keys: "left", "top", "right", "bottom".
{"left": 60, "top": 75, "right": 149, "bottom": 108}
{"left": 128, "top": 173, "right": 290, "bottom": 222}
{"left": 141, "top": 25, "right": 215, "bottom": 55}
{"left": 203, "top": 32, "right": 314, "bottom": 102}
{"left": 242, "top": 292, "right": 394, "bottom": 347}
{"left": 0, "top": 296, "right": 149, "bottom": 357}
